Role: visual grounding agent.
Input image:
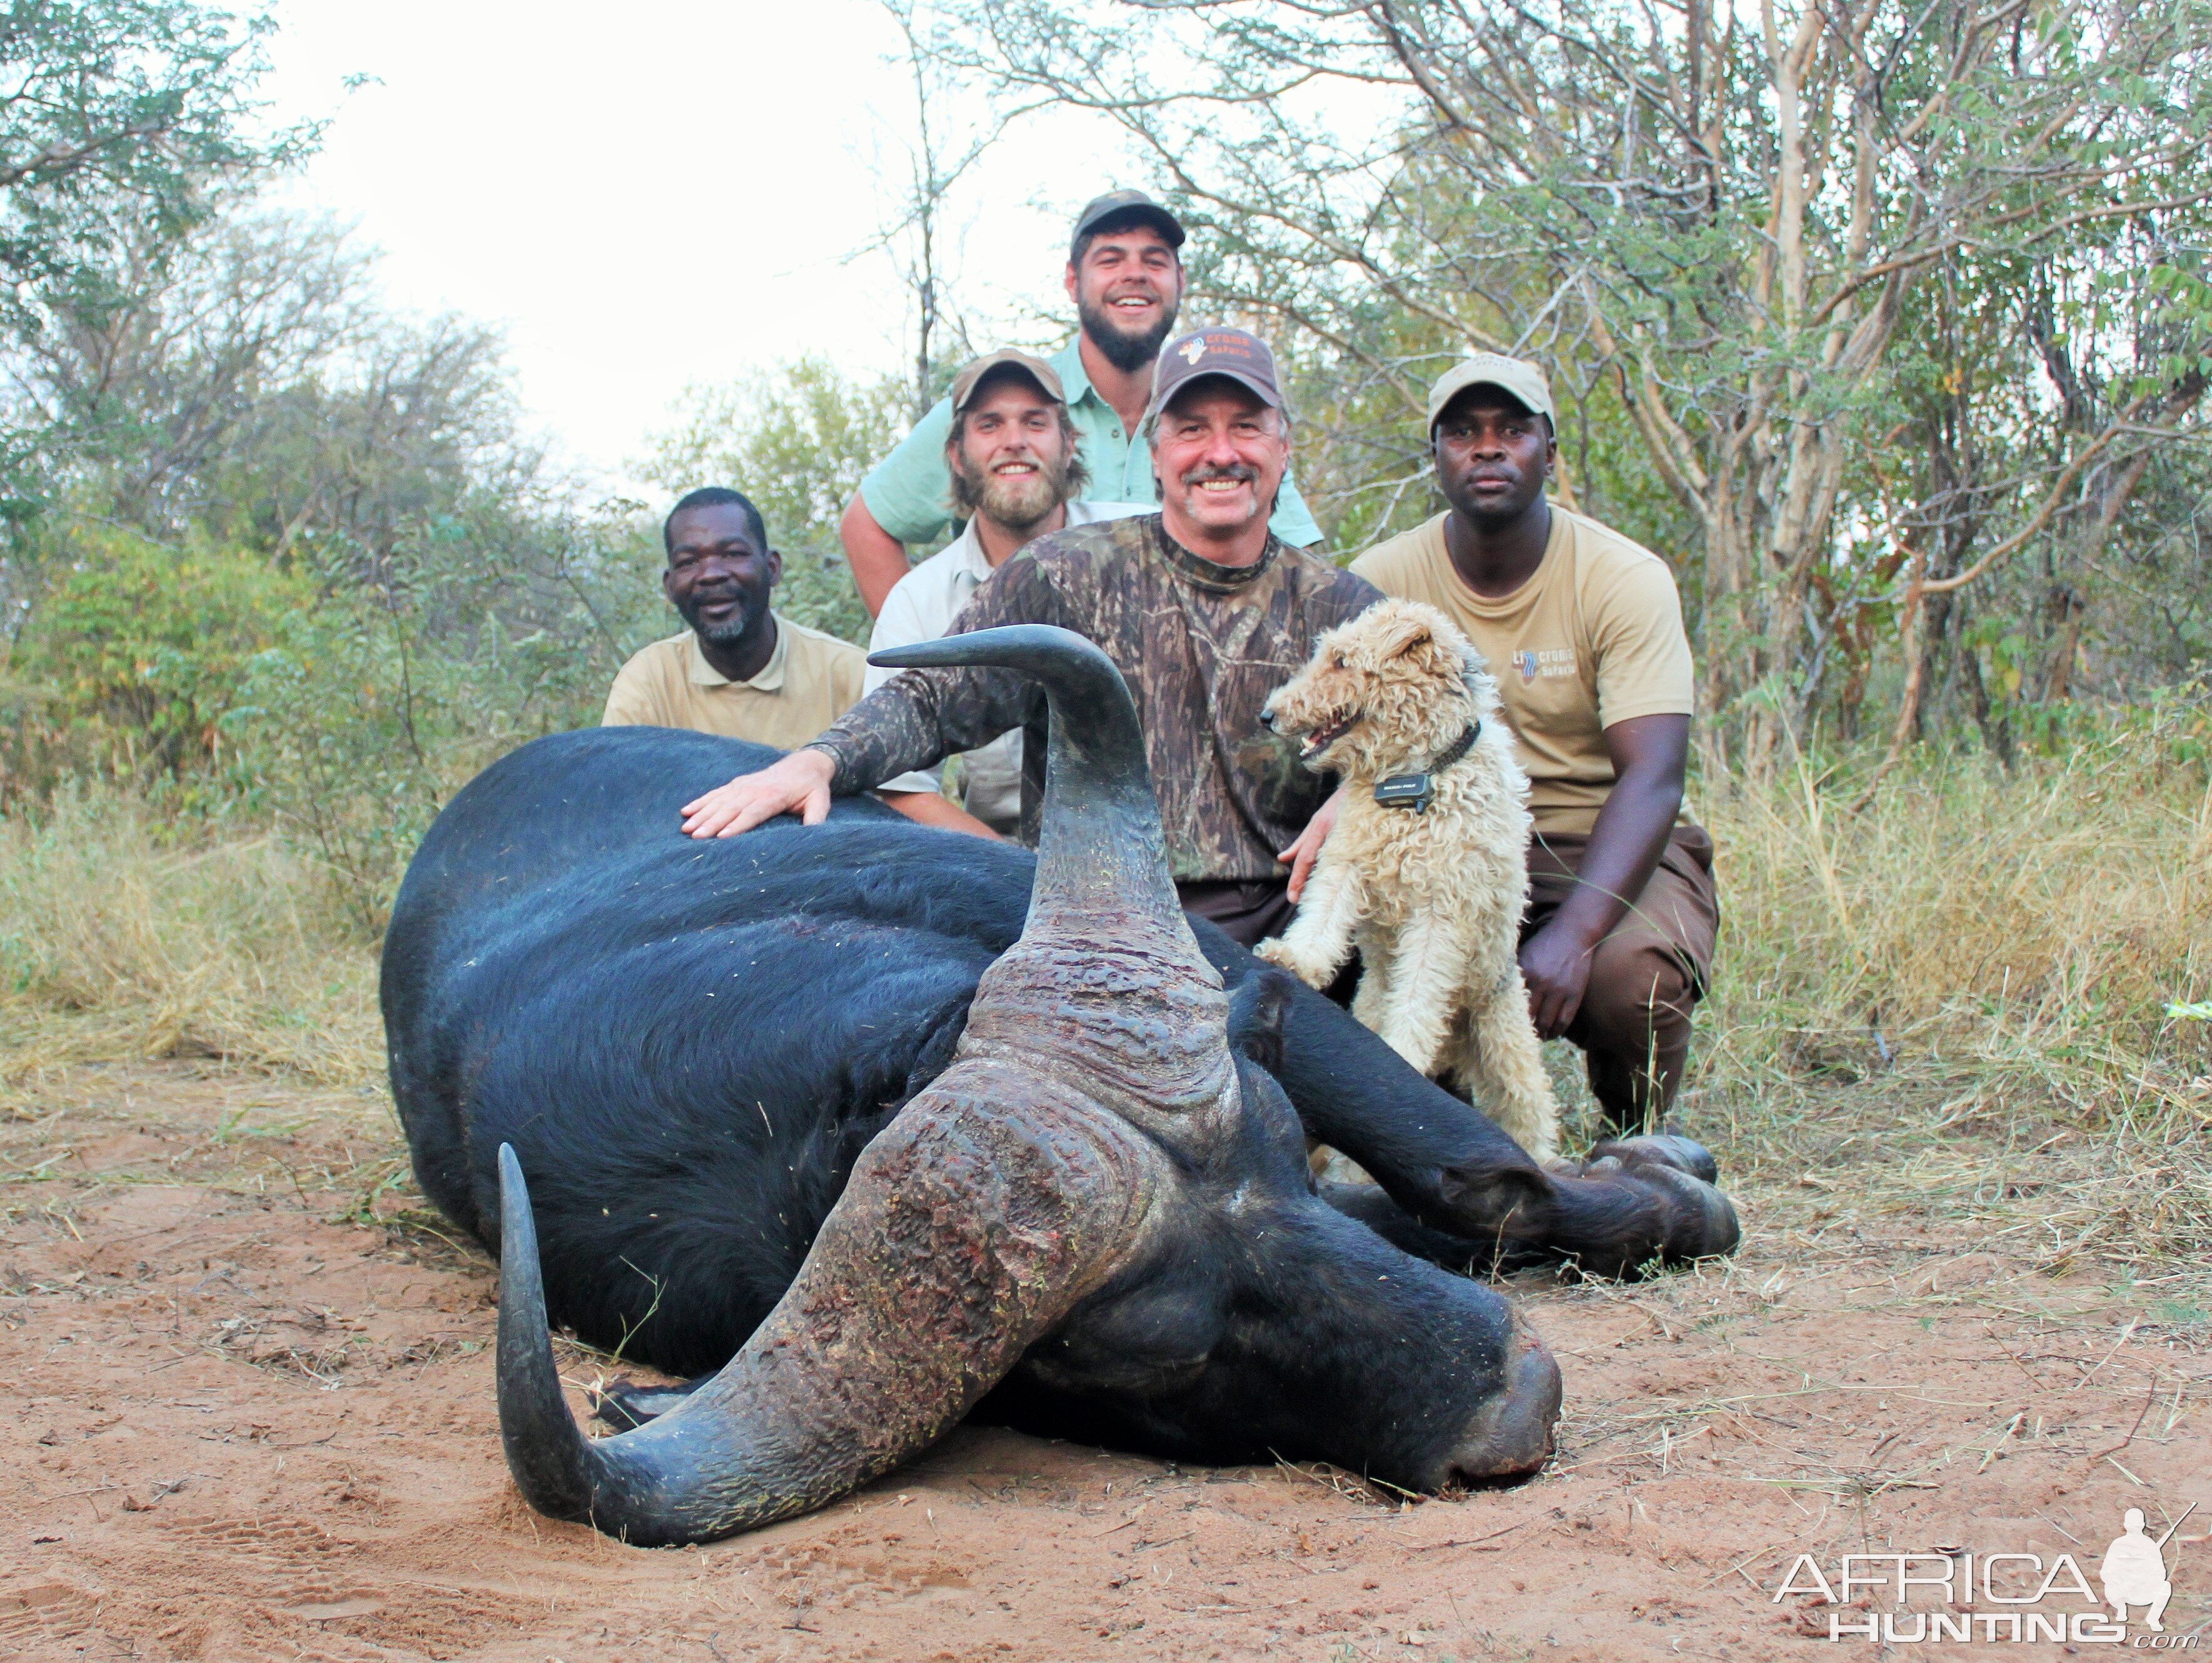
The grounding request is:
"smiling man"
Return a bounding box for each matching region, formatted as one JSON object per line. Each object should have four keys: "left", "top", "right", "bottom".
{"left": 866, "top": 350, "right": 1145, "bottom": 835}
{"left": 837, "top": 190, "right": 1324, "bottom": 616}
{"left": 1336, "top": 355, "right": 1719, "bottom": 1133}
{"left": 602, "top": 487, "right": 867, "bottom": 748}
{"left": 681, "top": 328, "right": 1380, "bottom": 949}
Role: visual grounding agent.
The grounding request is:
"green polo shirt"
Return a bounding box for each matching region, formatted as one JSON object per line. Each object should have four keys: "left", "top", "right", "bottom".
{"left": 857, "top": 336, "right": 1325, "bottom": 548}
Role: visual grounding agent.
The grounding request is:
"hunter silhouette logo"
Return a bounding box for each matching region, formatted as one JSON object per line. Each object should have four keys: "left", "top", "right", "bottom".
{"left": 1178, "top": 338, "right": 1208, "bottom": 365}
{"left": 2102, "top": 1505, "right": 2187, "bottom": 1631}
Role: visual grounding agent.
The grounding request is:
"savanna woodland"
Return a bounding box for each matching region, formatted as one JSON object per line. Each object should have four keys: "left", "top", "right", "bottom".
{"left": 3, "top": 0, "right": 2210, "bottom": 1654}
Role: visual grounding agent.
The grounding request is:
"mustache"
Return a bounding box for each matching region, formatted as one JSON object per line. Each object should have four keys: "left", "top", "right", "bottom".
{"left": 1179, "top": 463, "right": 1259, "bottom": 484}
{"left": 680, "top": 587, "right": 759, "bottom": 643}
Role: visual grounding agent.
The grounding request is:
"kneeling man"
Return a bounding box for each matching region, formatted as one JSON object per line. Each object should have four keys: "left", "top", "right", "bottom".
{"left": 1345, "top": 356, "right": 1719, "bottom": 1133}
{"left": 604, "top": 487, "right": 866, "bottom": 747}
{"left": 679, "top": 328, "right": 1380, "bottom": 949}
{"left": 867, "top": 350, "right": 1144, "bottom": 836}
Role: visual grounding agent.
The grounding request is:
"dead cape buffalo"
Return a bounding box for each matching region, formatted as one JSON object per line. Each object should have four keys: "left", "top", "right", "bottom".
{"left": 382, "top": 625, "right": 1739, "bottom": 1547}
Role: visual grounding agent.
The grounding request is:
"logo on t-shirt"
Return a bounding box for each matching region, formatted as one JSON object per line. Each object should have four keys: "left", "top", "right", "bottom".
{"left": 1513, "top": 648, "right": 1577, "bottom": 684}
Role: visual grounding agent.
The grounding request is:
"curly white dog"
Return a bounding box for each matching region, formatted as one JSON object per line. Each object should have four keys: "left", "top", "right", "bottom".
{"left": 1257, "top": 598, "right": 1559, "bottom": 1161}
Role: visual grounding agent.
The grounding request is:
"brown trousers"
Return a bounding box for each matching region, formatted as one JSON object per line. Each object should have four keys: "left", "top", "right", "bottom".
{"left": 1523, "top": 824, "right": 1719, "bottom": 1130}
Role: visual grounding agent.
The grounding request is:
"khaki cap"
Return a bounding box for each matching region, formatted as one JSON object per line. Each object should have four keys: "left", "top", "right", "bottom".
{"left": 1144, "top": 326, "right": 1287, "bottom": 427}
{"left": 949, "top": 350, "right": 1066, "bottom": 416}
{"left": 1427, "top": 353, "right": 1555, "bottom": 431}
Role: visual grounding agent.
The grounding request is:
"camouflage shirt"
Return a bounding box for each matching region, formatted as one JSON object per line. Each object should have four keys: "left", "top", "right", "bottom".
{"left": 808, "top": 513, "right": 1382, "bottom": 881}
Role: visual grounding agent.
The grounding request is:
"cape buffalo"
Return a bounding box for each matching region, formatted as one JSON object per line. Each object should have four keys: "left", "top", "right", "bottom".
{"left": 383, "top": 625, "right": 1738, "bottom": 1546}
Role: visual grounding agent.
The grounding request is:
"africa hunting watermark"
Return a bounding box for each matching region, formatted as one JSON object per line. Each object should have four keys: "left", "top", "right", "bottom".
{"left": 1771, "top": 1505, "right": 2199, "bottom": 1645}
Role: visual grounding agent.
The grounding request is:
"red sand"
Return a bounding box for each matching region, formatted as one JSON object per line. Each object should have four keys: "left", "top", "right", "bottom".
{"left": 4, "top": 1063, "right": 2206, "bottom": 1660}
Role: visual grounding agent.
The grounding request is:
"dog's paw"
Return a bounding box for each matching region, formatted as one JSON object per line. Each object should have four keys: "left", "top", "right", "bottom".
{"left": 1253, "top": 938, "right": 1326, "bottom": 987}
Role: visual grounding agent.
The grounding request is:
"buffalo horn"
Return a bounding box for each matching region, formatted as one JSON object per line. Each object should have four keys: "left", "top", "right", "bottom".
{"left": 870, "top": 626, "right": 1231, "bottom": 1110}
{"left": 869, "top": 624, "right": 1196, "bottom": 967}
{"left": 497, "top": 1096, "right": 1146, "bottom": 1544}
{"left": 495, "top": 632, "right": 1191, "bottom": 1544}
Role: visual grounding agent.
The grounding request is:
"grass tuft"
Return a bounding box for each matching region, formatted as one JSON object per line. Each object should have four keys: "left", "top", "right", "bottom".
{"left": 1685, "top": 735, "right": 2212, "bottom": 1269}
{"left": 0, "top": 785, "right": 382, "bottom": 1088}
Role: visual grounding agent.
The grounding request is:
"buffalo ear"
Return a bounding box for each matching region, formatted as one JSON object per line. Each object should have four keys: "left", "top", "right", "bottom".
{"left": 1228, "top": 964, "right": 1296, "bottom": 1078}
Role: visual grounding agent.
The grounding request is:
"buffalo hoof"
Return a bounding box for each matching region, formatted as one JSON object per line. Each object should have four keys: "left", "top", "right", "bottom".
{"left": 1588, "top": 1133, "right": 1720, "bottom": 1185}
{"left": 1557, "top": 1133, "right": 1742, "bottom": 1275}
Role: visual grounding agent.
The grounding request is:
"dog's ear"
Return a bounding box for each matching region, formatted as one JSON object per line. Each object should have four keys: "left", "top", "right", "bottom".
{"left": 1378, "top": 611, "right": 1434, "bottom": 660}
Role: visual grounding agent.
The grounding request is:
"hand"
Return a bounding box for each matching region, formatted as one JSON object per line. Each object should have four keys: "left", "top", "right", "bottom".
{"left": 1518, "top": 919, "right": 1595, "bottom": 1039}
{"left": 1276, "top": 784, "right": 1346, "bottom": 904}
{"left": 680, "top": 749, "right": 836, "bottom": 839}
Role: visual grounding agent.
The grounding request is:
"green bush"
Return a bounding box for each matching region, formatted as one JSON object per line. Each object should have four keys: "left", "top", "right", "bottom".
{"left": 1, "top": 528, "right": 312, "bottom": 806}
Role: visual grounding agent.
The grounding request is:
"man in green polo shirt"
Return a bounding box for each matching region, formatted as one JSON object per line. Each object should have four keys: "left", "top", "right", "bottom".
{"left": 837, "top": 189, "right": 1325, "bottom": 614}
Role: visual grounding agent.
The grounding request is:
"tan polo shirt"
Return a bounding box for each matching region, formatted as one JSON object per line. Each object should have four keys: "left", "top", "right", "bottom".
{"left": 601, "top": 614, "right": 867, "bottom": 751}
{"left": 1350, "top": 506, "right": 1694, "bottom": 836}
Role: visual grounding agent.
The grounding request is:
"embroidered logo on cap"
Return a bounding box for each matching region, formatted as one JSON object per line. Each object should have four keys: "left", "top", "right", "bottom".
{"left": 1178, "top": 338, "right": 1207, "bottom": 365}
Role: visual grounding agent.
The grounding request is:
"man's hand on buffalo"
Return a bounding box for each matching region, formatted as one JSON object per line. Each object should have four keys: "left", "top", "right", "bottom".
{"left": 680, "top": 746, "right": 836, "bottom": 838}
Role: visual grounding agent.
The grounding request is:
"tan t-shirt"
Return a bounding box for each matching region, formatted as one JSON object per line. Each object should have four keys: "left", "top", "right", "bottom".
{"left": 1350, "top": 507, "right": 1693, "bottom": 835}
{"left": 601, "top": 615, "right": 867, "bottom": 751}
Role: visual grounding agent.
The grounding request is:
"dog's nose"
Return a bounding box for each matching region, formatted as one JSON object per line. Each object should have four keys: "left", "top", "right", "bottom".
{"left": 1259, "top": 705, "right": 1276, "bottom": 730}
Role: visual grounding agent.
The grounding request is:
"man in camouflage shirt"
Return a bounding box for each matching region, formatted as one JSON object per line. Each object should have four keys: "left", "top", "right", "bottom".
{"left": 677, "top": 327, "right": 1381, "bottom": 947}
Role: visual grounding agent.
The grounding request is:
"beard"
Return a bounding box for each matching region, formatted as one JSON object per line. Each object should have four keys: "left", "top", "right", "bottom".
{"left": 675, "top": 586, "right": 764, "bottom": 647}
{"left": 952, "top": 445, "right": 1081, "bottom": 532}
{"left": 1078, "top": 290, "right": 1179, "bottom": 373}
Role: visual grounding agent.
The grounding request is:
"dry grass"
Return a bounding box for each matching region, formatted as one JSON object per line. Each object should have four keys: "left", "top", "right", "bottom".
{"left": 1680, "top": 730, "right": 2212, "bottom": 1273}
{"left": 0, "top": 786, "right": 383, "bottom": 1091}
{"left": 3, "top": 741, "right": 2209, "bottom": 1274}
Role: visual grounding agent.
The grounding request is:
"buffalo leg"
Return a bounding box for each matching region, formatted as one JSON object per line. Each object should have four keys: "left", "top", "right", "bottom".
{"left": 1204, "top": 925, "right": 1738, "bottom": 1274}
{"left": 1316, "top": 1181, "right": 1550, "bottom": 1275}
{"left": 1321, "top": 1134, "right": 1739, "bottom": 1279}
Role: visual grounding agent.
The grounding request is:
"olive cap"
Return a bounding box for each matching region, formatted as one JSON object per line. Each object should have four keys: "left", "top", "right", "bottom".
{"left": 1071, "top": 189, "right": 1186, "bottom": 256}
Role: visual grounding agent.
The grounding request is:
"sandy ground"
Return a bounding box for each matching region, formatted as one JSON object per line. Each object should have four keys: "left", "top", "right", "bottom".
{"left": 3, "top": 1061, "right": 2209, "bottom": 1662}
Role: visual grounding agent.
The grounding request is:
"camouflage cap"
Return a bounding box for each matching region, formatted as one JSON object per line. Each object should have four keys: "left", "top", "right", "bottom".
{"left": 1427, "top": 353, "right": 1556, "bottom": 432}
{"left": 948, "top": 349, "right": 1066, "bottom": 416}
{"left": 1144, "top": 327, "right": 1287, "bottom": 428}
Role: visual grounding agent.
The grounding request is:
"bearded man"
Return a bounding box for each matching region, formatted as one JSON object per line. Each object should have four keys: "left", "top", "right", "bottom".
{"left": 865, "top": 350, "right": 1146, "bottom": 836}
{"left": 681, "top": 328, "right": 1380, "bottom": 950}
{"left": 602, "top": 487, "right": 867, "bottom": 749}
{"left": 837, "top": 190, "right": 1325, "bottom": 617}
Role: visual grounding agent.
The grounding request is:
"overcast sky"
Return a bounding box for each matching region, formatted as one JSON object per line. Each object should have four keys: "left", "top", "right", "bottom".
{"left": 260, "top": 0, "right": 1114, "bottom": 491}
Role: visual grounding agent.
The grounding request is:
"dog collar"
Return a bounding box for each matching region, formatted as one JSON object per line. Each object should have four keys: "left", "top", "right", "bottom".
{"left": 1373, "top": 722, "right": 1481, "bottom": 814}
